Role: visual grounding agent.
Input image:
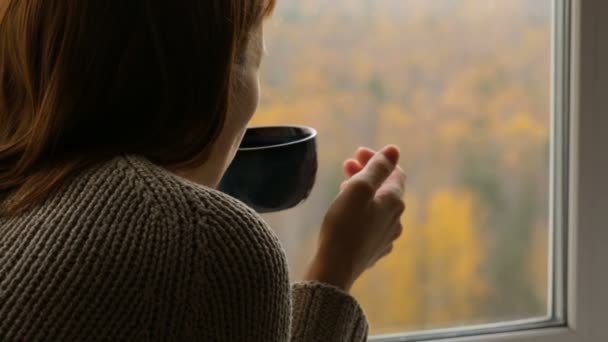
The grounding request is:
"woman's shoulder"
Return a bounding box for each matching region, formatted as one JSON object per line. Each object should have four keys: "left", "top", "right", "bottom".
{"left": 120, "top": 155, "right": 290, "bottom": 285}
{"left": 120, "top": 155, "right": 258, "bottom": 220}
{"left": 120, "top": 155, "right": 284, "bottom": 251}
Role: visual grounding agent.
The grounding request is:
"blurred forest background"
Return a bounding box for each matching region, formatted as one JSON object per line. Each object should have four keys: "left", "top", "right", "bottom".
{"left": 251, "top": 0, "right": 553, "bottom": 335}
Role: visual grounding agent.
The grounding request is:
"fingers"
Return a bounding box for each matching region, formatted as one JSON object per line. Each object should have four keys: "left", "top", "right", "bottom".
{"left": 343, "top": 147, "right": 375, "bottom": 177}
{"left": 376, "top": 165, "right": 407, "bottom": 213}
{"left": 384, "top": 217, "right": 404, "bottom": 243}
{"left": 380, "top": 222, "right": 403, "bottom": 259}
{"left": 355, "top": 147, "right": 375, "bottom": 166}
{"left": 385, "top": 165, "right": 407, "bottom": 193}
{"left": 392, "top": 222, "right": 403, "bottom": 240}
{"left": 350, "top": 145, "right": 400, "bottom": 193}
{"left": 343, "top": 159, "right": 363, "bottom": 177}
{"left": 380, "top": 244, "right": 394, "bottom": 258}
{"left": 371, "top": 221, "right": 404, "bottom": 268}
{"left": 339, "top": 180, "right": 348, "bottom": 191}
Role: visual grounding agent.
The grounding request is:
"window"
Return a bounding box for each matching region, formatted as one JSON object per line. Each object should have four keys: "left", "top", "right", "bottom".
{"left": 254, "top": 0, "right": 608, "bottom": 341}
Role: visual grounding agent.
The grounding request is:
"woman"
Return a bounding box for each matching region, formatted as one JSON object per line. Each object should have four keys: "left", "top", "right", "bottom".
{"left": 0, "top": 0, "right": 406, "bottom": 341}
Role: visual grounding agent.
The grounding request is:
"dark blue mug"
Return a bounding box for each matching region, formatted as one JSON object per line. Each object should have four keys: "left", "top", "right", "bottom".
{"left": 219, "top": 125, "right": 318, "bottom": 213}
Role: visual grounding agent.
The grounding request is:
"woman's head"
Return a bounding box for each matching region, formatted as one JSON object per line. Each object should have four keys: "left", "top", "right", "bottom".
{"left": 0, "top": 0, "right": 274, "bottom": 212}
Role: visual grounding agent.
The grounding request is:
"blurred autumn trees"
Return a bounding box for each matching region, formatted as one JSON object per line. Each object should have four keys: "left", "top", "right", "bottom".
{"left": 253, "top": 0, "right": 552, "bottom": 335}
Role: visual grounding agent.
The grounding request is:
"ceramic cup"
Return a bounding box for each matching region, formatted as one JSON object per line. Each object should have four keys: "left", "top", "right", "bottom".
{"left": 219, "top": 125, "right": 318, "bottom": 213}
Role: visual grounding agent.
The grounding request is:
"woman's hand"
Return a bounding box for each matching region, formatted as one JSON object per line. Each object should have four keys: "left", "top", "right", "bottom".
{"left": 304, "top": 145, "right": 407, "bottom": 292}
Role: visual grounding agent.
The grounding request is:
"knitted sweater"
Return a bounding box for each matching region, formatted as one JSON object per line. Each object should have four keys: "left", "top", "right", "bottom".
{"left": 0, "top": 155, "right": 368, "bottom": 341}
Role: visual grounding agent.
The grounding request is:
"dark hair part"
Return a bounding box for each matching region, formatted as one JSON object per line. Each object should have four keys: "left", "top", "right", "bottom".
{"left": 0, "top": 0, "right": 275, "bottom": 213}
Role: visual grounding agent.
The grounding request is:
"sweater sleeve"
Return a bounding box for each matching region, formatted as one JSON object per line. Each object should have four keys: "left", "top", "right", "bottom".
{"left": 291, "top": 282, "right": 369, "bottom": 341}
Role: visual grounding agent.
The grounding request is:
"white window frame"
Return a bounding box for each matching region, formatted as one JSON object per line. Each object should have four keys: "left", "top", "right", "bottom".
{"left": 372, "top": 0, "right": 608, "bottom": 341}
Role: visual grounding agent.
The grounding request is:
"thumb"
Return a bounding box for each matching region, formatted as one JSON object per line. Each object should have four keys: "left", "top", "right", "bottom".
{"left": 350, "top": 145, "right": 400, "bottom": 191}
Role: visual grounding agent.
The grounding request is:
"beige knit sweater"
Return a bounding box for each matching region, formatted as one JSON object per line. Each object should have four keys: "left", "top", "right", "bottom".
{"left": 0, "top": 155, "right": 368, "bottom": 341}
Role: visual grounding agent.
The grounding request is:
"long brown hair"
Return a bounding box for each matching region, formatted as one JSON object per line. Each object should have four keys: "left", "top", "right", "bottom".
{"left": 0, "top": 0, "right": 275, "bottom": 213}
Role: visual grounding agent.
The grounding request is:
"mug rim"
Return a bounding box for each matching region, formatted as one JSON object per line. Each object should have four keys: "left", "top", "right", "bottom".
{"left": 238, "top": 125, "right": 318, "bottom": 151}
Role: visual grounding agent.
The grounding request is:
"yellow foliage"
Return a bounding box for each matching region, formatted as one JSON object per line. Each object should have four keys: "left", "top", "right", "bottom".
{"left": 352, "top": 190, "right": 487, "bottom": 333}
{"left": 439, "top": 120, "right": 469, "bottom": 145}
{"left": 259, "top": 0, "right": 552, "bottom": 334}
{"left": 421, "top": 190, "right": 487, "bottom": 323}
{"left": 497, "top": 112, "right": 548, "bottom": 142}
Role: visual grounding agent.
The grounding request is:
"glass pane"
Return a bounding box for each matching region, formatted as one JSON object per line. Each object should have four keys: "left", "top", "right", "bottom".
{"left": 255, "top": 0, "right": 552, "bottom": 335}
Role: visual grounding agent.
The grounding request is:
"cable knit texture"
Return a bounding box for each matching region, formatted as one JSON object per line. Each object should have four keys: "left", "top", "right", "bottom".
{"left": 0, "top": 155, "right": 368, "bottom": 341}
